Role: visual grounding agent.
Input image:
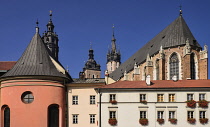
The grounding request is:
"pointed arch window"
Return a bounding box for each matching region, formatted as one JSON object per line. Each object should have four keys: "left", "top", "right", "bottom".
{"left": 156, "top": 59, "right": 159, "bottom": 80}
{"left": 48, "top": 104, "right": 59, "bottom": 127}
{"left": 170, "top": 53, "right": 179, "bottom": 80}
{"left": 190, "top": 53, "right": 196, "bottom": 79}
{"left": 2, "top": 106, "right": 10, "bottom": 127}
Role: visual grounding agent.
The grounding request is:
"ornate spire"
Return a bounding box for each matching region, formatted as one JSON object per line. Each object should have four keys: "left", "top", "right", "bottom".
{"left": 179, "top": 5, "right": 182, "bottom": 16}
{"left": 111, "top": 24, "right": 116, "bottom": 53}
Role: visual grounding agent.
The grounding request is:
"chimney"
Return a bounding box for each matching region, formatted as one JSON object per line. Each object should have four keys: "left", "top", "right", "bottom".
{"left": 146, "top": 75, "right": 151, "bottom": 85}
{"left": 172, "top": 75, "right": 178, "bottom": 82}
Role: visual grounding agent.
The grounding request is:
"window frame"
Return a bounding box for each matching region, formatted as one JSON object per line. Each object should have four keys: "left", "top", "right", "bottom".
{"left": 90, "top": 95, "right": 96, "bottom": 105}
{"left": 109, "top": 94, "right": 116, "bottom": 101}
{"left": 199, "top": 111, "right": 206, "bottom": 119}
{"left": 169, "top": 94, "right": 175, "bottom": 102}
{"left": 169, "top": 111, "right": 176, "bottom": 119}
{"left": 187, "top": 111, "right": 194, "bottom": 119}
{"left": 109, "top": 111, "right": 116, "bottom": 119}
{"left": 199, "top": 93, "right": 205, "bottom": 101}
{"left": 187, "top": 94, "right": 194, "bottom": 101}
{"left": 157, "top": 94, "right": 164, "bottom": 102}
{"left": 72, "top": 114, "right": 78, "bottom": 124}
{"left": 72, "top": 95, "right": 78, "bottom": 105}
{"left": 90, "top": 114, "right": 95, "bottom": 124}
{"left": 140, "top": 94, "right": 146, "bottom": 101}
{"left": 140, "top": 111, "right": 147, "bottom": 119}
{"left": 157, "top": 111, "right": 164, "bottom": 119}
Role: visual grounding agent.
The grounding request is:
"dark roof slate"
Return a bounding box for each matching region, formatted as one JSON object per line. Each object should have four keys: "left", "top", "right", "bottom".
{"left": 2, "top": 32, "right": 68, "bottom": 79}
{"left": 109, "top": 16, "right": 201, "bottom": 81}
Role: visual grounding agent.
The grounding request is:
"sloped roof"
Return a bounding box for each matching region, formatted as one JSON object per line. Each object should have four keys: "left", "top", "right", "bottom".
{"left": 73, "top": 78, "right": 105, "bottom": 83}
{"left": 0, "top": 61, "right": 16, "bottom": 71}
{"left": 2, "top": 31, "right": 69, "bottom": 79}
{"left": 99, "top": 80, "right": 210, "bottom": 89}
{"left": 109, "top": 15, "right": 201, "bottom": 81}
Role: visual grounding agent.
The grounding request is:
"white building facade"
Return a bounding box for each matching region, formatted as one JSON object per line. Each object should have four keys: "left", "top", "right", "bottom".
{"left": 97, "top": 80, "right": 210, "bottom": 127}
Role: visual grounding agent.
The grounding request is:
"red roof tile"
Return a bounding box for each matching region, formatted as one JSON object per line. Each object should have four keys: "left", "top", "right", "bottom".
{"left": 100, "top": 80, "right": 210, "bottom": 89}
{"left": 0, "top": 61, "right": 16, "bottom": 70}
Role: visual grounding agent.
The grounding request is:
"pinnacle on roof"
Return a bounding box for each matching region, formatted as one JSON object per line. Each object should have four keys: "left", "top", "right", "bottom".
{"left": 1, "top": 25, "right": 69, "bottom": 80}
{"left": 109, "top": 14, "right": 202, "bottom": 81}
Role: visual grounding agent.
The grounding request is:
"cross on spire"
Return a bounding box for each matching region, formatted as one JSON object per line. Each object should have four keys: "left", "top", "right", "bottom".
{"left": 179, "top": 5, "right": 182, "bottom": 16}
{"left": 49, "top": 10, "right": 52, "bottom": 20}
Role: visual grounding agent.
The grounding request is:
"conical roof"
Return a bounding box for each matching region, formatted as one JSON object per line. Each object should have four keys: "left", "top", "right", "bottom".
{"left": 2, "top": 31, "right": 69, "bottom": 79}
{"left": 109, "top": 15, "right": 202, "bottom": 81}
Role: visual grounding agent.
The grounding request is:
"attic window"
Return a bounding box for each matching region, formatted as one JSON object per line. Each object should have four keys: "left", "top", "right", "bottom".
{"left": 162, "top": 36, "right": 165, "bottom": 39}
{"left": 151, "top": 45, "right": 153, "bottom": 48}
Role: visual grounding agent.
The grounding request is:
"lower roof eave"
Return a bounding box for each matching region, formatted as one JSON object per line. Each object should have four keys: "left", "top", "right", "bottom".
{"left": 98, "top": 87, "right": 210, "bottom": 92}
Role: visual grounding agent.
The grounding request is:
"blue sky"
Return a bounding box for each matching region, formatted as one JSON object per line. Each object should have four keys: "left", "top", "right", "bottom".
{"left": 0, "top": 0, "right": 209, "bottom": 78}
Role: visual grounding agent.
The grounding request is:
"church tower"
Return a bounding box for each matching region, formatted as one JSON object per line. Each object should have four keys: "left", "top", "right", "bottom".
{"left": 80, "top": 46, "right": 101, "bottom": 79}
{"left": 106, "top": 25, "right": 121, "bottom": 74}
{"left": 42, "top": 11, "right": 59, "bottom": 61}
{"left": 79, "top": 47, "right": 101, "bottom": 79}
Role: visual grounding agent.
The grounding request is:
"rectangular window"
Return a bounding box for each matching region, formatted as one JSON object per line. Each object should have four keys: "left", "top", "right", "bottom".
{"left": 187, "top": 111, "right": 194, "bottom": 118}
{"left": 110, "top": 94, "right": 116, "bottom": 101}
{"left": 157, "top": 111, "right": 164, "bottom": 119}
{"left": 200, "top": 111, "right": 206, "bottom": 119}
{"left": 187, "top": 94, "right": 193, "bottom": 101}
{"left": 157, "top": 94, "right": 164, "bottom": 102}
{"left": 199, "top": 94, "right": 205, "bottom": 101}
{"left": 140, "top": 111, "right": 147, "bottom": 119}
{"left": 72, "top": 96, "right": 78, "bottom": 105}
{"left": 109, "top": 111, "right": 116, "bottom": 119}
{"left": 169, "top": 94, "right": 175, "bottom": 102}
{"left": 169, "top": 111, "right": 175, "bottom": 119}
{"left": 90, "top": 114, "right": 95, "bottom": 124}
{"left": 73, "top": 114, "right": 78, "bottom": 124}
{"left": 90, "top": 95, "right": 95, "bottom": 104}
{"left": 140, "top": 94, "right": 146, "bottom": 101}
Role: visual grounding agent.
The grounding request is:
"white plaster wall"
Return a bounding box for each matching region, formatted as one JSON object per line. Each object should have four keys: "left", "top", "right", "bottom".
{"left": 101, "top": 91, "right": 210, "bottom": 127}
{"left": 68, "top": 87, "right": 99, "bottom": 127}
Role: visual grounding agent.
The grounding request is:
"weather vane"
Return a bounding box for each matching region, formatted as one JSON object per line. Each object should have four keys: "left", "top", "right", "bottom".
{"left": 36, "top": 19, "right": 39, "bottom": 27}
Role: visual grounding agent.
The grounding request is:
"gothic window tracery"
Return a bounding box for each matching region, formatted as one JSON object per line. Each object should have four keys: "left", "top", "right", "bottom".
{"left": 190, "top": 53, "right": 196, "bottom": 79}
{"left": 170, "top": 53, "right": 179, "bottom": 80}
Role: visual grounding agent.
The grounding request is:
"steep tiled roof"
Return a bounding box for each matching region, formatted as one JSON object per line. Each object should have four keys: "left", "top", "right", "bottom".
{"left": 0, "top": 61, "right": 16, "bottom": 71}
{"left": 1, "top": 32, "right": 69, "bottom": 79}
{"left": 73, "top": 78, "right": 105, "bottom": 83}
{"left": 109, "top": 15, "right": 201, "bottom": 81}
{"left": 99, "top": 80, "right": 210, "bottom": 89}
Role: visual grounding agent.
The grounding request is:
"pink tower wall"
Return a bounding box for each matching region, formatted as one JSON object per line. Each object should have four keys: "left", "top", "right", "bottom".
{"left": 0, "top": 79, "right": 66, "bottom": 127}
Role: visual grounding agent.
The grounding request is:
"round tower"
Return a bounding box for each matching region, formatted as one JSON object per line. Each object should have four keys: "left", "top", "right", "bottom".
{"left": 0, "top": 24, "right": 71, "bottom": 127}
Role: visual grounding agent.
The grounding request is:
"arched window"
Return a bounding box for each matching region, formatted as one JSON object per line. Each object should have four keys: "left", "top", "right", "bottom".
{"left": 48, "top": 104, "right": 59, "bottom": 127}
{"left": 2, "top": 106, "right": 10, "bottom": 127}
{"left": 190, "top": 53, "right": 196, "bottom": 79}
{"left": 170, "top": 53, "right": 179, "bottom": 80}
{"left": 156, "top": 59, "right": 159, "bottom": 80}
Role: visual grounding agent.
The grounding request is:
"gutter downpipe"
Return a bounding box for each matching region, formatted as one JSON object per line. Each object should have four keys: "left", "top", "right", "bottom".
{"left": 98, "top": 88, "right": 102, "bottom": 127}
